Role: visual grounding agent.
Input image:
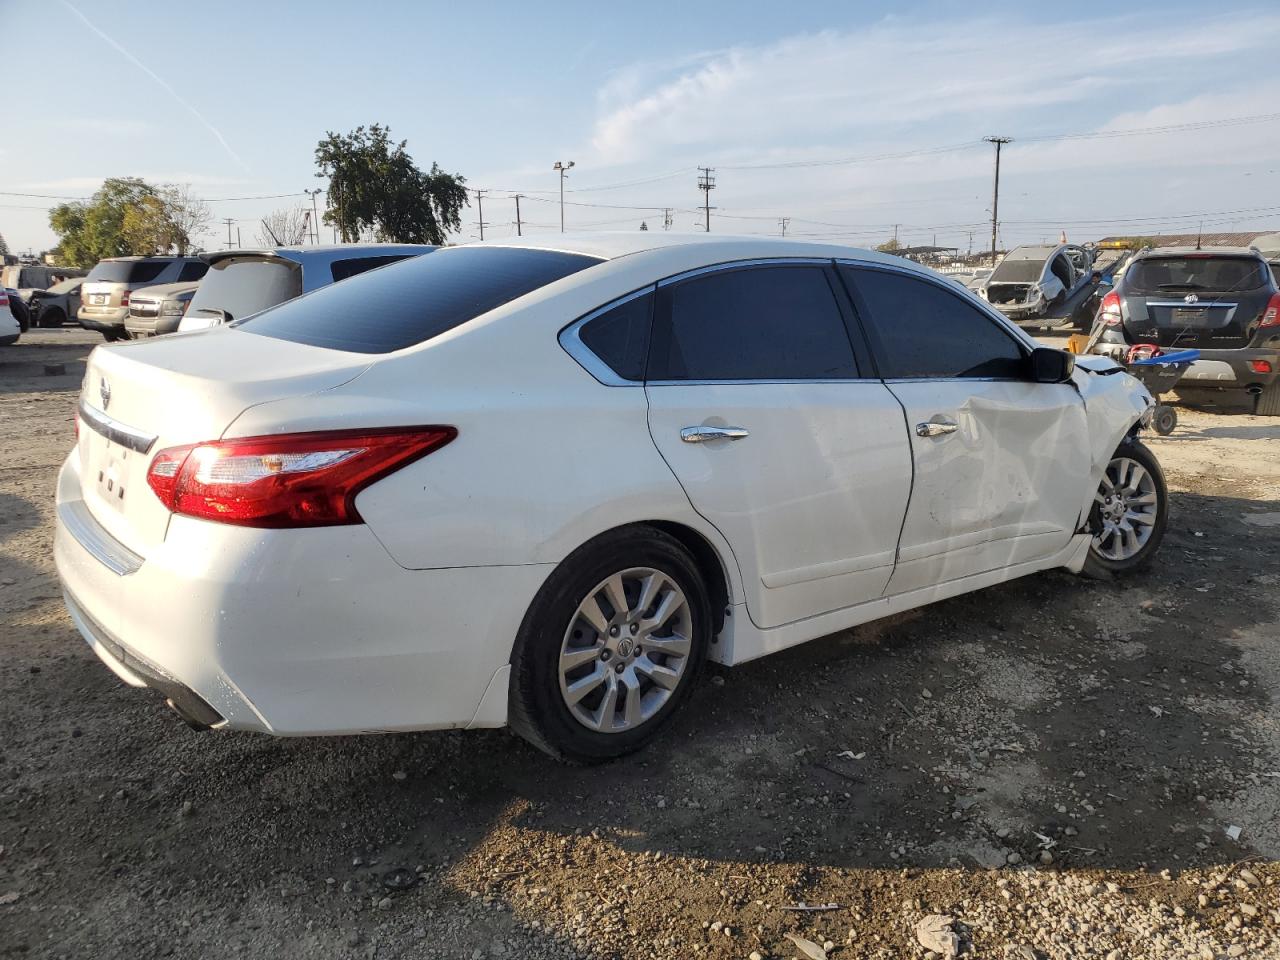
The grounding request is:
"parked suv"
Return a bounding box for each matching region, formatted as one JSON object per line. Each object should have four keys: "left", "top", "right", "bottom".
{"left": 177, "top": 245, "right": 433, "bottom": 332}
{"left": 1089, "top": 246, "right": 1280, "bottom": 415}
{"left": 78, "top": 256, "right": 208, "bottom": 341}
{"left": 125, "top": 281, "right": 201, "bottom": 337}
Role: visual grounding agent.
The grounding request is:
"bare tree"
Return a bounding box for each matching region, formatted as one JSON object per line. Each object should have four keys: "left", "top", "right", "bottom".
{"left": 159, "top": 184, "right": 212, "bottom": 254}
{"left": 256, "top": 206, "right": 310, "bottom": 247}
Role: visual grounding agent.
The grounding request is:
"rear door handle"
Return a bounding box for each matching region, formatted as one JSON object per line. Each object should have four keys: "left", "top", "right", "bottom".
{"left": 681, "top": 425, "right": 750, "bottom": 443}
{"left": 915, "top": 418, "right": 958, "bottom": 438}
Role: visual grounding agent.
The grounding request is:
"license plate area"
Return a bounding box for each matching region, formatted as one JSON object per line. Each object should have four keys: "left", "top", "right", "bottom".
{"left": 89, "top": 432, "right": 135, "bottom": 511}
{"left": 89, "top": 293, "right": 109, "bottom": 305}
{"left": 1171, "top": 307, "right": 1210, "bottom": 325}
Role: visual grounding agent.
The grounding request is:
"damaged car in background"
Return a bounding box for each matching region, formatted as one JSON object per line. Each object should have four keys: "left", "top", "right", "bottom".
{"left": 979, "top": 243, "right": 1094, "bottom": 322}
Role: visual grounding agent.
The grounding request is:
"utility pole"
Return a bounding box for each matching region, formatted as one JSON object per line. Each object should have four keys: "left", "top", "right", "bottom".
{"left": 779, "top": 217, "right": 790, "bottom": 237}
{"left": 304, "top": 189, "right": 322, "bottom": 244}
{"left": 223, "top": 217, "right": 234, "bottom": 249}
{"left": 512, "top": 195, "right": 523, "bottom": 237}
{"left": 893, "top": 223, "right": 900, "bottom": 246}
{"left": 984, "top": 136, "right": 1012, "bottom": 265}
{"left": 697, "top": 167, "right": 715, "bottom": 232}
{"left": 553, "top": 160, "right": 575, "bottom": 232}
{"left": 663, "top": 208, "right": 673, "bottom": 231}
{"left": 475, "top": 190, "right": 485, "bottom": 241}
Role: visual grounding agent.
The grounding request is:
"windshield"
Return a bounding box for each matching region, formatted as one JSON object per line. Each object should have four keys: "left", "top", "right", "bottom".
{"left": 238, "top": 246, "right": 602, "bottom": 354}
{"left": 86, "top": 260, "right": 171, "bottom": 284}
{"left": 186, "top": 257, "right": 303, "bottom": 324}
{"left": 989, "top": 258, "right": 1044, "bottom": 283}
{"left": 1125, "top": 256, "right": 1267, "bottom": 296}
{"left": 47, "top": 278, "right": 82, "bottom": 295}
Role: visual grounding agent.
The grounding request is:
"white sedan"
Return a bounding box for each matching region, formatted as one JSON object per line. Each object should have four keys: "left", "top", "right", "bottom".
{"left": 55, "top": 234, "right": 1164, "bottom": 762}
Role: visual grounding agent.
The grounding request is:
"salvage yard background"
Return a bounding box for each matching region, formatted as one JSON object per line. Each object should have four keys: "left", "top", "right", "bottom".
{"left": 2, "top": 330, "right": 1278, "bottom": 960}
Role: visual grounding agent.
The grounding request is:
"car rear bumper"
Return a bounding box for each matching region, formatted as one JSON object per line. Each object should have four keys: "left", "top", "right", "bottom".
{"left": 77, "top": 307, "right": 127, "bottom": 332}
{"left": 1178, "top": 347, "right": 1280, "bottom": 388}
{"left": 992, "top": 301, "right": 1047, "bottom": 320}
{"left": 54, "top": 452, "right": 552, "bottom": 735}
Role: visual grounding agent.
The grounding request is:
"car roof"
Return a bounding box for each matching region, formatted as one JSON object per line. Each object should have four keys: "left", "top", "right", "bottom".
{"left": 1141, "top": 245, "right": 1263, "bottom": 258}
{"left": 1002, "top": 244, "right": 1074, "bottom": 260}
{"left": 203, "top": 243, "right": 435, "bottom": 268}
{"left": 98, "top": 255, "right": 193, "bottom": 262}
{"left": 455, "top": 231, "right": 921, "bottom": 270}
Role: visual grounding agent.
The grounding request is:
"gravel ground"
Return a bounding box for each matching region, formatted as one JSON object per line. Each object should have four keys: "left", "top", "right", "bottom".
{"left": 2, "top": 329, "right": 1279, "bottom": 960}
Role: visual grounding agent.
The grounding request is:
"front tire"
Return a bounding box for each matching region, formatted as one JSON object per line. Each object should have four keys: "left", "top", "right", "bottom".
{"left": 37, "top": 308, "right": 65, "bottom": 328}
{"left": 508, "top": 526, "right": 711, "bottom": 763}
{"left": 1081, "top": 439, "right": 1168, "bottom": 579}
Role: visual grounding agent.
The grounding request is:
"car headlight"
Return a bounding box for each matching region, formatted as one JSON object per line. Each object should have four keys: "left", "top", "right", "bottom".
{"left": 161, "top": 300, "right": 187, "bottom": 316}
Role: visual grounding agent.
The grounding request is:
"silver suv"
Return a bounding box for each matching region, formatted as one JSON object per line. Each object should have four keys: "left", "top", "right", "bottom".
{"left": 177, "top": 245, "right": 433, "bottom": 332}
{"left": 78, "top": 256, "right": 208, "bottom": 341}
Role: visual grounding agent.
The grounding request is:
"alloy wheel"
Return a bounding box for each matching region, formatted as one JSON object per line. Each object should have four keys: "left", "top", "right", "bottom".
{"left": 558, "top": 567, "right": 692, "bottom": 734}
{"left": 1092, "top": 456, "right": 1160, "bottom": 561}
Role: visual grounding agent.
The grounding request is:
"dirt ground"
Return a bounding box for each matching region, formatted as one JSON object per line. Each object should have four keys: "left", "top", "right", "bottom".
{"left": 2, "top": 329, "right": 1279, "bottom": 960}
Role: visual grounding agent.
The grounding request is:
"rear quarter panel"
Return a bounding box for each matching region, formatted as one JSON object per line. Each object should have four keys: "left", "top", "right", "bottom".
{"left": 223, "top": 257, "right": 746, "bottom": 601}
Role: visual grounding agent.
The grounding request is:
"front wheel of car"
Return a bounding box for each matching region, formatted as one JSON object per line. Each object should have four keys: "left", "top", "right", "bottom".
{"left": 508, "top": 527, "right": 711, "bottom": 763}
{"left": 1081, "top": 439, "right": 1168, "bottom": 579}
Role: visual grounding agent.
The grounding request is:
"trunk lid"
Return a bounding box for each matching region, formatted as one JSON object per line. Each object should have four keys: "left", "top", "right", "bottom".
{"left": 1121, "top": 295, "right": 1264, "bottom": 349}
{"left": 81, "top": 280, "right": 128, "bottom": 309}
{"left": 76, "top": 329, "right": 372, "bottom": 555}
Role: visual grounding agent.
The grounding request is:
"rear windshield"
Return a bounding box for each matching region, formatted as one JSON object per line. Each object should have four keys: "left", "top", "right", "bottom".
{"left": 86, "top": 260, "right": 172, "bottom": 284}
{"left": 46, "top": 278, "right": 82, "bottom": 295}
{"left": 989, "top": 258, "right": 1044, "bottom": 283}
{"left": 237, "top": 246, "right": 602, "bottom": 353}
{"left": 186, "top": 257, "right": 303, "bottom": 324}
{"left": 1125, "top": 256, "right": 1268, "bottom": 296}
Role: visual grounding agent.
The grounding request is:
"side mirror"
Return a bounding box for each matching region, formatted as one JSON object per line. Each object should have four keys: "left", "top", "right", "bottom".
{"left": 1029, "top": 346, "right": 1075, "bottom": 383}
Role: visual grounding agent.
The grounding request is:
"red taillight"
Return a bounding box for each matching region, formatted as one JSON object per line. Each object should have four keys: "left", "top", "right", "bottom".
{"left": 1260, "top": 293, "right": 1280, "bottom": 328}
{"left": 1098, "top": 291, "right": 1122, "bottom": 326}
{"left": 1250, "top": 360, "right": 1273, "bottom": 374}
{"left": 0, "top": 292, "right": 8, "bottom": 307}
{"left": 146, "top": 427, "right": 456, "bottom": 528}
{"left": 120, "top": 292, "right": 130, "bottom": 307}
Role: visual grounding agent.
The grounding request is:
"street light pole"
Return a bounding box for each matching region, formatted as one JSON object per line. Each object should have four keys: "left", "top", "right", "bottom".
{"left": 553, "top": 160, "right": 575, "bottom": 232}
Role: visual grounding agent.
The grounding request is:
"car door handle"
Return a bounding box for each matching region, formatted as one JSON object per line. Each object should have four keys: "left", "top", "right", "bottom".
{"left": 915, "top": 418, "right": 958, "bottom": 438}
{"left": 681, "top": 425, "right": 750, "bottom": 443}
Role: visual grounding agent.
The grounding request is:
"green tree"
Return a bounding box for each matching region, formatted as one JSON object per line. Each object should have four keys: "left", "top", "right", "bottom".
{"left": 315, "top": 124, "right": 467, "bottom": 245}
{"left": 49, "top": 178, "right": 171, "bottom": 267}
{"left": 875, "top": 237, "right": 903, "bottom": 253}
{"left": 0, "top": 232, "right": 9, "bottom": 257}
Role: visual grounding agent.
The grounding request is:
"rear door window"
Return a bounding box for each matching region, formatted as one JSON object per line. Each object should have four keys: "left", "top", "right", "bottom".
{"left": 237, "top": 247, "right": 601, "bottom": 353}
{"left": 841, "top": 265, "right": 1026, "bottom": 379}
{"left": 330, "top": 255, "right": 418, "bottom": 283}
{"left": 177, "top": 261, "right": 209, "bottom": 282}
{"left": 573, "top": 290, "right": 654, "bottom": 382}
{"left": 648, "top": 264, "right": 858, "bottom": 381}
{"left": 186, "top": 257, "right": 303, "bottom": 325}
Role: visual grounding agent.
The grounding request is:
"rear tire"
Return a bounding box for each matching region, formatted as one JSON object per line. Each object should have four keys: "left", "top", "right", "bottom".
{"left": 1152, "top": 405, "right": 1177, "bottom": 435}
{"left": 1255, "top": 382, "right": 1280, "bottom": 417}
{"left": 1081, "top": 439, "right": 1168, "bottom": 579}
{"left": 508, "top": 526, "right": 711, "bottom": 763}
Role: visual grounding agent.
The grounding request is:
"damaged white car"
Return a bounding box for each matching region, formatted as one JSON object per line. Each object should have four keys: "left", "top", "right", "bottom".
{"left": 980, "top": 243, "right": 1094, "bottom": 321}
{"left": 55, "top": 234, "right": 1164, "bottom": 762}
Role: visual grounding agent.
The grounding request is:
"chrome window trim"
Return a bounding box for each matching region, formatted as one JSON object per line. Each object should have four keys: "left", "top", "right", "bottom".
{"left": 646, "top": 377, "right": 880, "bottom": 387}
{"left": 656, "top": 257, "right": 833, "bottom": 288}
{"left": 78, "top": 399, "right": 158, "bottom": 454}
{"left": 1143, "top": 300, "right": 1238, "bottom": 308}
{"left": 58, "top": 498, "right": 144, "bottom": 576}
{"left": 558, "top": 285, "right": 655, "bottom": 387}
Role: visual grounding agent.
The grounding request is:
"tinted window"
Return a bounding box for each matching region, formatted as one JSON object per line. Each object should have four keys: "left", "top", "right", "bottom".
{"left": 843, "top": 266, "right": 1026, "bottom": 379}
{"left": 1125, "top": 256, "right": 1268, "bottom": 296}
{"left": 186, "top": 257, "right": 303, "bottom": 324}
{"left": 330, "top": 255, "right": 419, "bottom": 283}
{"left": 989, "top": 258, "right": 1045, "bottom": 282}
{"left": 578, "top": 291, "right": 653, "bottom": 381}
{"left": 177, "top": 261, "right": 208, "bottom": 282}
{"left": 651, "top": 265, "right": 857, "bottom": 381}
{"left": 86, "top": 260, "right": 172, "bottom": 283}
{"left": 239, "top": 247, "right": 601, "bottom": 354}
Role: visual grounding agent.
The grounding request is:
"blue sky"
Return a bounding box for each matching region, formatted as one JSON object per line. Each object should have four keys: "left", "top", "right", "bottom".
{"left": 2, "top": 0, "right": 1279, "bottom": 253}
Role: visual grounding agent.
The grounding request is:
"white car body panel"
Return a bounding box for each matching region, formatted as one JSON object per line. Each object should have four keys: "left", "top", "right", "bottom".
{"left": 646, "top": 381, "right": 911, "bottom": 628}
{"left": 882, "top": 379, "right": 1089, "bottom": 595}
{"left": 0, "top": 304, "right": 19, "bottom": 344}
{"left": 54, "top": 233, "right": 1155, "bottom": 736}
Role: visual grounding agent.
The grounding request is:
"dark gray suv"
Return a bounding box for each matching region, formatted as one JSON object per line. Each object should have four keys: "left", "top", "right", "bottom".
{"left": 1090, "top": 246, "right": 1280, "bottom": 415}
